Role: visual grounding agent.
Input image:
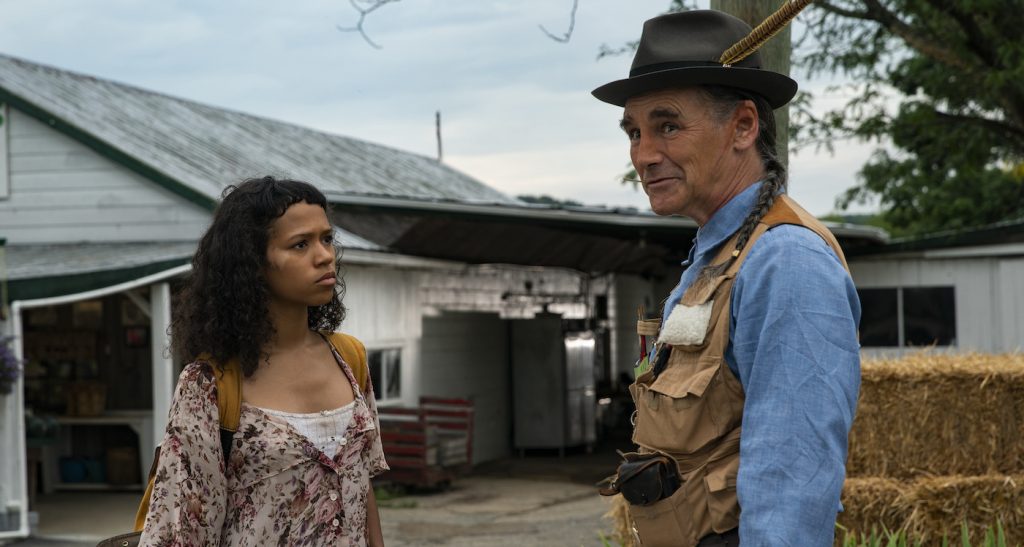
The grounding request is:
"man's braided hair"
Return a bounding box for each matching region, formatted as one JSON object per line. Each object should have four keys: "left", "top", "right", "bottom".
{"left": 693, "top": 85, "right": 787, "bottom": 286}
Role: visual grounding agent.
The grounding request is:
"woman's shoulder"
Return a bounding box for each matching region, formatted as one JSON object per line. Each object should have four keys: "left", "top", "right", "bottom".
{"left": 176, "top": 359, "right": 219, "bottom": 394}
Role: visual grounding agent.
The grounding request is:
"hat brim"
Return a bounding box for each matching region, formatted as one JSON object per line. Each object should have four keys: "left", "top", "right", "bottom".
{"left": 592, "top": 66, "right": 797, "bottom": 109}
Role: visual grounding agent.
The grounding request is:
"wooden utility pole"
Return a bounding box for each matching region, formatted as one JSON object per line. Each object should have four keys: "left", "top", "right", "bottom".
{"left": 435, "top": 110, "right": 443, "bottom": 163}
{"left": 711, "top": 0, "right": 792, "bottom": 169}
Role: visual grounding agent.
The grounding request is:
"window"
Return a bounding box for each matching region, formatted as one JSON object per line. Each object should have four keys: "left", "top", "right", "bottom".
{"left": 367, "top": 348, "right": 402, "bottom": 402}
{"left": 857, "top": 286, "right": 957, "bottom": 347}
{"left": 903, "top": 287, "right": 956, "bottom": 346}
{"left": 857, "top": 288, "right": 899, "bottom": 347}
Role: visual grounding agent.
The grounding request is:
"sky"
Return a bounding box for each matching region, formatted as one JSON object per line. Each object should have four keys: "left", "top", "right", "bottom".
{"left": 0, "top": 0, "right": 879, "bottom": 216}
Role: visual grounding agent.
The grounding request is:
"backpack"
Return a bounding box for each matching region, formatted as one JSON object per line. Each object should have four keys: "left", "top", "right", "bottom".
{"left": 96, "top": 332, "right": 368, "bottom": 547}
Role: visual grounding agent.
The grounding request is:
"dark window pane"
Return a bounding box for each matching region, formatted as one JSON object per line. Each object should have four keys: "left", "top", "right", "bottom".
{"left": 857, "top": 288, "right": 899, "bottom": 347}
{"left": 903, "top": 287, "right": 956, "bottom": 346}
{"left": 368, "top": 351, "right": 382, "bottom": 399}
{"left": 383, "top": 348, "right": 401, "bottom": 400}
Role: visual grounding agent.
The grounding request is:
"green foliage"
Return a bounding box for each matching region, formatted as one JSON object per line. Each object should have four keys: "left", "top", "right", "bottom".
{"left": 793, "top": 0, "right": 1024, "bottom": 235}
{"left": 836, "top": 520, "right": 1009, "bottom": 547}
{"left": 372, "top": 484, "right": 418, "bottom": 508}
{"left": 517, "top": 194, "right": 584, "bottom": 207}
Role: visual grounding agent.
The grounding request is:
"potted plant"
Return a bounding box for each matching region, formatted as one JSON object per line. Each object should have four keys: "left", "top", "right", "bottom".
{"left": 0, "top": 335, "right": 23, "bottom": 395}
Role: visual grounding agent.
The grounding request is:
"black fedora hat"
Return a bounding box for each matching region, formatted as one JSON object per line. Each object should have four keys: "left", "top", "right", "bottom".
{"left": 592, "top": 10, "right": 797, "bottom": 108}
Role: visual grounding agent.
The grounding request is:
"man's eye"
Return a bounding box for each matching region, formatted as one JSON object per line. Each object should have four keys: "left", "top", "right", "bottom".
{"left": 627, "top": 129, "right": 641, "bottom": 141}
{"left": 661, "top": 123, "right": 678, "bottom": 134}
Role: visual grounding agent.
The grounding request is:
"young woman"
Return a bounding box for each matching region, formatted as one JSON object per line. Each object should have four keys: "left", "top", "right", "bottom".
{"left": 140, "top": 176, "right": 388, "bottom": 546}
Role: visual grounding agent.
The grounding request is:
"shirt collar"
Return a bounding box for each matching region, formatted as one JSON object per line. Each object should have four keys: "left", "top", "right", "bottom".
{"left": 692, "top": 182, "right": 763, "bottom": 259}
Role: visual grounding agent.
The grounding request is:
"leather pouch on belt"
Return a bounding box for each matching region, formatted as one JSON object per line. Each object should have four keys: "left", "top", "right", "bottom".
{"left": 599, "top": 452, "right": 681, "bottom": 506}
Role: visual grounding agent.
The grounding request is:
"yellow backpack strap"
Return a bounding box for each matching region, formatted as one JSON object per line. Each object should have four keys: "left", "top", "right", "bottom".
{"left": 327, "top": 332, "right": 368, "bottom": 393}
{"left": 134, "top": 359, "right": 241, "bottom": 531}
{"left": 214, "top": 358, "right": 243, "bottom": 433}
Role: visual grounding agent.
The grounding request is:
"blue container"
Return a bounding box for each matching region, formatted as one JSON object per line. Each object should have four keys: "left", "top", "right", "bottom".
{"left": 59, "top": 457, "right": 86, "bottom": 483}
{"left": 82, "top": 458, "right": 106, "bottom": 483}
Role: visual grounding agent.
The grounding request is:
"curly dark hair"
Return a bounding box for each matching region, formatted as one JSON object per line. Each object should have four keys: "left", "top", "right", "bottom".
{"left": 171, "top": 176, "right": 347, "bottom": 376}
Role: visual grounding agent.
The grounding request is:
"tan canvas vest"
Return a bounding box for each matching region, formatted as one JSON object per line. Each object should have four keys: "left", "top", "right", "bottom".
{"left": 626, "top": 195, "right": 849, "bottom": 546}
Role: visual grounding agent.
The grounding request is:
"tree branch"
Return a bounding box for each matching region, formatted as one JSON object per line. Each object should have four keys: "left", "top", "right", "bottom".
{"left": 924, "top": 0, "right": 997, "bottom": 68}
{"left": 539, "top": 0, "right": 579, "bottom": 43}
{"left": 337, "top": 0, "right": 402, "bottom": 49}
{"left": 813, "top": 0, "right": 871, "bottom": 21}
{"left": 859, "top": 0, "right": 976, "bottom": 71}
{"left": 932, "top": 110, "right": 1024, "bottom": 144}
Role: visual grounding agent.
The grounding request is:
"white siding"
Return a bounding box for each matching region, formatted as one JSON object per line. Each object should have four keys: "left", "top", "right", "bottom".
{"left": 341, "top": 266, "right": 423, "bottom": 408}
{"left": 850, "top": 257, "right": 1013, "bottom": 353}
{"left": 0, "top": 109, "right": 210, "bottom": 244}
{"left": 1, "top": 103, "right": 9, "bottom": 199}
{"left": 419, "top": 312, "right": 510, "bottom": 464}
{"left": 996, "top": 259, "right": 1024, "bottom": 352}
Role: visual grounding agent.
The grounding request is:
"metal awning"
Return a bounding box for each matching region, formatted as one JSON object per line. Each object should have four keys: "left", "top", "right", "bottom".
{"left": 327, "top": 194, "right": 890, "bottom": 275}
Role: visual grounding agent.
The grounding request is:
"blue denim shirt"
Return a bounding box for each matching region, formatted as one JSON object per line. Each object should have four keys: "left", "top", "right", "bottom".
{"left": 661, "top": 183, "right": 861, "bottom": 546}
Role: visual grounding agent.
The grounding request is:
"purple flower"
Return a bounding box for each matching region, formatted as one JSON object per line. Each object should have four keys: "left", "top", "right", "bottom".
{"left": 0, "top": 336, "right": 24, "bottom": 395}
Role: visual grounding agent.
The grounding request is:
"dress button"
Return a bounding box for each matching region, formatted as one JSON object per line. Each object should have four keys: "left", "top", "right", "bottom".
{"left": 330, "top": 491, "right": 339, "bottom": 501}
{"left": 332, "top": 518, "right": 340, "bottom": 527}
{"left": 340, "top": 438, "right": 347, "bottom": 445}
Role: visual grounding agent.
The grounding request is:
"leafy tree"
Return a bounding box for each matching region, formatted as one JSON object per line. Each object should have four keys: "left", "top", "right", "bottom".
{"left": 517, "top": 194, "right": 584, "bottom": 207}
{"left": 795, "top": 0, "right": 1024, "bottom": 236}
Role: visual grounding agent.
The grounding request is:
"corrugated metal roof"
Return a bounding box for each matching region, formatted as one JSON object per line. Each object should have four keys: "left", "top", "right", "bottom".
{"left": 0, "top": 53, "right": 516, "bottom": 205}
{"left": 5, "top": 241, "right": 196, "bottom": 280}
{"left": 4, "top": 227, "right": 380, "bottom": 280}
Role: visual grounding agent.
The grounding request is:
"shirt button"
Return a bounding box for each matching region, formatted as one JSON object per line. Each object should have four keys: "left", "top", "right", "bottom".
{"left": 340, "top": 438, "right": 347, "bottom": 445}
{"left": 330, "top": 491, "right": 339, "bottom": 501}
{"left": 332, "top": 518, "right": 340, "bottom": 527}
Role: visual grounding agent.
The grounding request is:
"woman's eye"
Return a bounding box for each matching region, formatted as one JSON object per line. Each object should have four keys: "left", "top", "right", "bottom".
{"left": 292, "top": 240, "right": 307, "bottom": 249}
{"left": 322, "top": 235, "right": 335, "bottom": 245}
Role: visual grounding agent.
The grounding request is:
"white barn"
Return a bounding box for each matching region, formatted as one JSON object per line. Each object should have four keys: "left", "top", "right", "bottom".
{"left": 848, "top": 220, "right": 1024, "bottom": 355}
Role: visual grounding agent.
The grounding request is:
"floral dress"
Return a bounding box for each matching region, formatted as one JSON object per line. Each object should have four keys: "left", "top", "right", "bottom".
{"left": 140, "top": 342, "right": 389, "bottom": 546}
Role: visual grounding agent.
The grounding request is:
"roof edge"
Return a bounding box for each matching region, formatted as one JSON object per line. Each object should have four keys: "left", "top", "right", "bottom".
{"left": 0, "top": 87, "right": 217, "bottom": 211}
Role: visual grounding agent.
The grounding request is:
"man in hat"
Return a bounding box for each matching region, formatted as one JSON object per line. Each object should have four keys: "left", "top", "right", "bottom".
{"left": 594, "top": 10, "right": 860, "bottom": 547}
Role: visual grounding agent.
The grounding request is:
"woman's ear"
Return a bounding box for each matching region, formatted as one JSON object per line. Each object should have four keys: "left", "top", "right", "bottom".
{"left": 732, "top": 99, "right": 760, "bottom": 151}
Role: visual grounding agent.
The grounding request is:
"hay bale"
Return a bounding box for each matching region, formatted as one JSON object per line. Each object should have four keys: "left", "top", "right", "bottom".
{"left": 840, "top": 475, "right": 1024, "bottom": 545}
{"left": 848, "top": 352, "right": 1024, "bottom": 478}
{"left": 836, "top": 477, "right": 908, "bottom": 538}
{"left": 602, "top": 494, "right": 638, "bottom": 547}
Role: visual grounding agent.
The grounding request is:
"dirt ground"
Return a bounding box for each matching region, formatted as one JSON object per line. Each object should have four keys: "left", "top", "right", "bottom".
{"left": 2, "top": 440, "right": 628, "bottom": 547}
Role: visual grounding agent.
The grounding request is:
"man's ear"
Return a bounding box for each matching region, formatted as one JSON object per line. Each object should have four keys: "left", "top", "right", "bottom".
{"left": 732, "top": 100, "right": 760, "bottom": 151}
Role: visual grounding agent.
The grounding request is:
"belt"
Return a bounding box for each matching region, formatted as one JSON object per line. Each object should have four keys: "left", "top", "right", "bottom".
{"left": 696, "top": 528, "right": 739, "bottom": 547}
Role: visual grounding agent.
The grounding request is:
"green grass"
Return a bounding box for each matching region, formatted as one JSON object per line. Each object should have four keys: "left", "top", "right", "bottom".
{"left": 373, "top": 484, "right": 419, "bottom": 509}
{"left": 838, "top": 521, "right": 1009, "bottom": 547}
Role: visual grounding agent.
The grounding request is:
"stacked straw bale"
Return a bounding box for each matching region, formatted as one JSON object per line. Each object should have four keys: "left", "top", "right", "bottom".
{"left": 840, "top": 353, "right": 1024, "bottom": 543}
{"left": 847, "top": 353, "right": 1024, "bottom": 478}
{"left": 839, "top": 475, "right": 1024, "bottom": 543}
{"left": 603, "top": 353, "right": 1024, "bottom": 545}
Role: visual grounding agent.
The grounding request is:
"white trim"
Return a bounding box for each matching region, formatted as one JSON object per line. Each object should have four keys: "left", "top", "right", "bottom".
{"left": 12, "top": 264, "right": 191, "bottom": 310}
{"left": 0, "top": 302, "right": 29, "bottom": 539}
{"left": 150, "top": 283, "right": 173, "bottom": 457}
{"left": 0, "top": 102, "right": 9, "bottom": 200}
{"left": 855, "top": 242, "right": 1024, "bottom": 261}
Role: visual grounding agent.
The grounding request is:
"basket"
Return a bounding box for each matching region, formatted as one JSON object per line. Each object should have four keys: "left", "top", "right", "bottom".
{"left": 66, "top": 381, "right": 107, "bottom": 416}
